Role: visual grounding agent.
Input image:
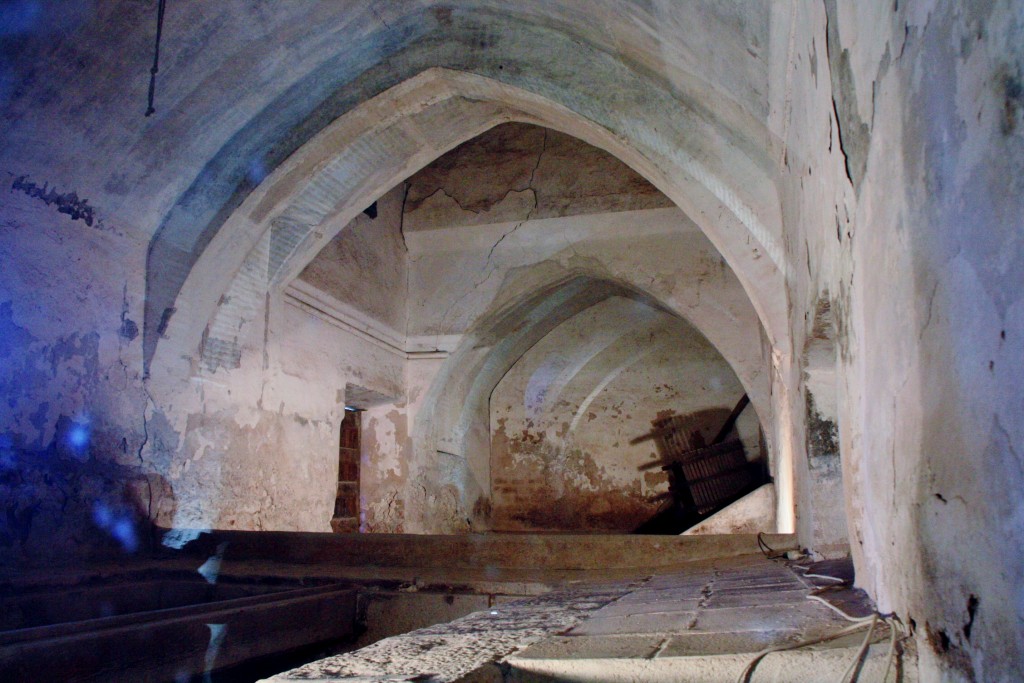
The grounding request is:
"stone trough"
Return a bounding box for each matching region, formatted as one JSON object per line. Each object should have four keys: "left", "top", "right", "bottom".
{"left": 0, "top": 573, "right": 357, "bottom": 682}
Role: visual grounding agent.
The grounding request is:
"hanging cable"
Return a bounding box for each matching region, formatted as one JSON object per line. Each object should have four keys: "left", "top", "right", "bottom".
{"left": 737, "top": 612, "right": 907, "bottom": 683}
{"left": 756, "top": 531, "right": 788, "bottom": 560}
{"left": 145, "top": 0, "right": 167, "bottom": 117}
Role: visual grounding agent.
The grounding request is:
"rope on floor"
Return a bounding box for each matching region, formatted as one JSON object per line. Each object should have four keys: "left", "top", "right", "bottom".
{"left": 735, "top": 619, "right": 877, "bottom": 683}
{"left": 806, "top": 592, "right": 876, "bottom": 623}
{"left": 840, "top": 613, "right": 878, "bottom": 682}
{"left": 746, "top": 532, "right": 909, "bottom": 683}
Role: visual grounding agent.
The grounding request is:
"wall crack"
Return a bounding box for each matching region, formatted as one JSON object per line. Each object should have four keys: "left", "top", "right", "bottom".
{"left": 10, "top": 174, "right": 99, "bottom": 228}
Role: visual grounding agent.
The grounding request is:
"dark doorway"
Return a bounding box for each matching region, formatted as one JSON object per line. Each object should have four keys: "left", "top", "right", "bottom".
{"left": 331, "top": 409, "right": 361, "bottom": 533}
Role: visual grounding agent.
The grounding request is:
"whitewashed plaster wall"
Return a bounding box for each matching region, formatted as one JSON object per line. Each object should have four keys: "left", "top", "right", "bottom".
{"left": 114, "top": 2, "right": 792, "bottom": 548}
{"left": 147, "top": 186, "right": 411, "bottom": 537}
{"left": 770, "top": 2, "right": 1024, "bottom": 678}
{"left": 297, "top": 186, "right": 409, "bottom": 335}
{"left": 0, "top": 2, "right": 1019, "bottom": 678}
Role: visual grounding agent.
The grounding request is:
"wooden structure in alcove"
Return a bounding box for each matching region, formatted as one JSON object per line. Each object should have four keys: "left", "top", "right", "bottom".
{"left": 634, "top": 395, "right": 768, "bottom": 534}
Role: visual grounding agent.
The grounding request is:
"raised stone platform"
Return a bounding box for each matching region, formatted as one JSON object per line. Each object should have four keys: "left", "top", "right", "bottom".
{"left": 156, "top": 529, "right": 799, "bottom": 572}
{"left": 262, "top": 554, "right": 916, "bottom": 683}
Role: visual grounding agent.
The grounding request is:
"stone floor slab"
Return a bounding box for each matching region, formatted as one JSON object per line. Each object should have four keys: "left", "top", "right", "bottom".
{"left": 657, "top": 629, "right": 804, "bottom": 656}
{"left": 612, "top": 587, "right": 705, "bottom": 605}
{"left": 704, "top": 587, "right": 809, "bottom": 608}
{"left": 691, "top": 603, "right": 842, "bottom": 633}
{"left": 711, "top": 576, "right": 806, "bottom": 591}
{"left": 513, "top": 634, "right": 668, "bottom": 660}
{"left": 261, "top": 553, "right": 914, "bottom": 683}
{"left": 568, "top": 610, "right": 698, "bottom": 636}
{"left": 591, "top": 597, "right": 702, "bottom": 617}
{"left": 642, "top": 574, "right": 715, "bottom": 591}
{"left": 692, "top": 602, "right": 843, "bottom": 634}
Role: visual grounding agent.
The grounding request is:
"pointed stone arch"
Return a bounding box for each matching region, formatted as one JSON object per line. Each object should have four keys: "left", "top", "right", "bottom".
{"left": 145, "top": 63, "right": 797, "bottom": 535}
{"left": 148, "top": 67, "right": 788, "bottom": 384}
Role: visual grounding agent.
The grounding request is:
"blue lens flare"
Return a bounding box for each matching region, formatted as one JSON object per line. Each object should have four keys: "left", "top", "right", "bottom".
{"left": 247, "top": 158, "right": 268, "bottom": 185}
{"left": 112, "top": 518, "right": 138, "bottom": 552}
{"left": 92, "top": 502, "right": 112, "bottom": 528}
{"left": 92, "top": 501, "right": 139, "bottom": 553}
{"left": 67, "top": 422, "right": 90, "bottom": 450}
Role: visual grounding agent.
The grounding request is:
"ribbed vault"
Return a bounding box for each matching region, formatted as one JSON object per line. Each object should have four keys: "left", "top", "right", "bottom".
{"left": 412, "top": 271, "right": 767, "bottom": 530}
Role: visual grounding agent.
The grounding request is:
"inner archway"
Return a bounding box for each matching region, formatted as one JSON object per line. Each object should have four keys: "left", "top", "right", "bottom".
{"left": 488, "top": 293, "right": 768, "bottom": 533}
{"left": 255, "top": 120, "right": 781, "bottom": 538}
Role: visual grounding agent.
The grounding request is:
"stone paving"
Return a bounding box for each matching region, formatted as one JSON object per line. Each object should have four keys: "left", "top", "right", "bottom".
{"left": 511, "top": 555, "right": 853, "bottom": 660}
{"left": 262, "top": 579, "right": 644, "bottom": 682}
{"left": 263, "top": 554, "right": 913, "bottom": 682}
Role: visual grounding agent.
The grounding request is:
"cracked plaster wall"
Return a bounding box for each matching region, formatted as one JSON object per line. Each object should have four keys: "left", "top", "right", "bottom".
{"left": 775, "top": 1, "right": 1024, "bottom": 678}
{"left": 0, "top": 185, "right": 152, "bottom": 564}
{"left": 864, "top": 3, "right": 1024, "bottom": 678}
{"left": 403, "top": 122, "right": 673, "bottom": 231}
